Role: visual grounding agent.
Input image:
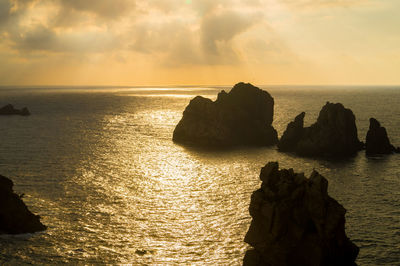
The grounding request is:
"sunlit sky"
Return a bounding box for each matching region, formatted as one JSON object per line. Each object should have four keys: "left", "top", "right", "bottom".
{"left": 0, "top": 0, "right": 399, "bottom": 86}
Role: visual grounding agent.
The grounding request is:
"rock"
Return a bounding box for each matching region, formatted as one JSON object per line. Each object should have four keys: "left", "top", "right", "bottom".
{"left": 278, "top": 102, "right": 363, "bottom": 157}
{"left": 135, "top": 249, "right": 147, "bottom": 256}
{"left": 365, "top": 118, "right": 400, "bottom": 155}
{"left": 0, "top": 104, "right": 30, "bottom": 116}
{"left": 173, "top": 82, "right": 278, "bottom": 147}
{"left": 278, "top": 112, "right": 305, "bottom": 152}
{"left": 0, "top": 175, "right": 46, "bottom": 234}
{"left": 244, "top": 162, "right": 359, "bottom": 266}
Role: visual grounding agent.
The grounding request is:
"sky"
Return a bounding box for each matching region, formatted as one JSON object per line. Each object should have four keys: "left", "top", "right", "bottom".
{"left": 0, "top": 0, "right": 399, "bottom": 86}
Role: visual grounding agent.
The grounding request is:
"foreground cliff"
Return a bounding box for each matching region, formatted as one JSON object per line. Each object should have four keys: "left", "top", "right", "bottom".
{"left": 0, "top": 104, "right": 30, "bottom": 116}
{"left": 278, "top": 102, "right": 363, "bottom": 157}
{"left": 173, "top": 82, "right": 278, "bottom": 147}
{"left": 244, "top": 162, "right": 359, "bottom": 266}
{"left": 365, "top": 118, "right": 400, "bottom": 155}
{"left": 0, "top": 175, "right": 46, "bottom": 234}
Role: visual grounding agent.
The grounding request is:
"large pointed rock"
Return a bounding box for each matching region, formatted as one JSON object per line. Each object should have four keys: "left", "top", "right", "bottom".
{"left": 0, "top": 175, "right": 46, "bottom": 234}
{"left": 278, "top": 102, "right": 363, "bottom": 157}
{"left": 365, "top": 118, "right": 400, "bottom": 155}
{"left": 278, "top": 112, "right": 305, "bottom": 152}
{"left": 173, "top": 82, "right": 278, "bottom": 147}
{"left": 244, "top": 162, "right": 359, "bottom": 266}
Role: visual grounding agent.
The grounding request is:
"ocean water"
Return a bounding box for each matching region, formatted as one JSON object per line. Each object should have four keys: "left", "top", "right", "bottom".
{"left": 0, "top": 86, "right": 399, "bottom": 265}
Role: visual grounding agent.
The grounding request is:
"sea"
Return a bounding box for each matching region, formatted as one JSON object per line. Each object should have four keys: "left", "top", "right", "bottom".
{"left": 0, "top": 85, "right": 399, "bottom": 265}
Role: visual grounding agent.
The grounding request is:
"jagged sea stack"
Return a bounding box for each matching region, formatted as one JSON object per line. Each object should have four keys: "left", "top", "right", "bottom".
{"left": 365, "top": 118, "right": 400, "bottom": 155}
{"left": 278, "top": 102, "right": 363, "bottom": 157}
{"left": 277, "top": 112, "right": 305, "bottom": 152}
{"left": 244, "top": 162, "right": 359, "bottom": 266}
{"left": 0, "top": 175, "right": 46, "bottom": 234}
{"left": 173, "top": 82, "right": 278, "bottom": 147}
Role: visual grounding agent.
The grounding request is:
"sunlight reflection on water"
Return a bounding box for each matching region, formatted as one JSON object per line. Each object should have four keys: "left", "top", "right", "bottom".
{"left": 0, "top": 86, "right": 399, "bottom": 265}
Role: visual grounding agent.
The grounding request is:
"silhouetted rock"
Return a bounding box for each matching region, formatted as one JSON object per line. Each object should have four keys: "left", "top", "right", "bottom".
{"left": 173, "top": 82, "right": 278, "bottom": 147}
{"left": 365, "top": 118, "right": 400, "bottom": 155}
{"left": 244, "top": 162, "right": 359, "bottom": 266}
{"left": 0, "top": 104, "right": 30, "bottom": 116}
{"left": 135, "top": 249, "right": 147, "bottom": 256}
{"left": 278, "top": 112, "right": 305, "bottom": 151}
{"left": 278, "top": 102, "right": 363, "bottom": 157}
{"left": 0, "top": 175, "right": 46, "bottom": 234}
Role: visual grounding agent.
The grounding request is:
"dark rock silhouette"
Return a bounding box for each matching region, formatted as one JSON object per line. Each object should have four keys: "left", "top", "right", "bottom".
{"left": 277, "top": 112, "right": 305, "bottom": 152}
{"left": 365, "top": 118, "right": 400, "bottom": 155}
{"left": 0, "top": 175, "right": 46, "bottom": 234}
{"left": 0, "top": 104, "right": 30, "bottom": 116}
{"left": 244, "top": 162, "right": 359, "bottom": 266}
{"left": 278, "top": 102, "right": 363, "bottom": 157}
{"left": 173, "top": 82, "right": 278, "bottom": 147}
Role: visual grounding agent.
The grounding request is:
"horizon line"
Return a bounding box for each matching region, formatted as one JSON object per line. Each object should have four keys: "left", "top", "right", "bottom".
{"left": 1, "top": 84, "right": 400, "bottom": 88}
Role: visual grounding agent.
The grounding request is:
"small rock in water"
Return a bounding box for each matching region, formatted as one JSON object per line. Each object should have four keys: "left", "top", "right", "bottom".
{"left": 0, "top": 104, "right": 30, "bottom": 116}
{"left": 135, "top": 249, "right": 147, "bottom": 256}
{"left": 365, "top": 117, "right": 400, "bottom": 155}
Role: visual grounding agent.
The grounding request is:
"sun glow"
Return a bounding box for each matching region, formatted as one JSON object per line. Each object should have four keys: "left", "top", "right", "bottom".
{"left": 1, "top": 0, "right": 399, "bottom": 85}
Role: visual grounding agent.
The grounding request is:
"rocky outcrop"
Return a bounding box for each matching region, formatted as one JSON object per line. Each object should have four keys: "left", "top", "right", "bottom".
{"left": 277, "top": 112, "right": 305, "bottom": 152}
{"left": 0, "top": 175, "right": 46, "bottom": 234}
{"left": 365, "top": 118, "right": 400, "bottom": 155}
{"left": 278, "top": 102, "right": 363, "bottom": 157}
{"left": 173, "top": 82, "right": 278, "bottom": 147}
{"left": 244, "top": 162, "right": 359, "bottom": 266}
{"left": 0, "top": 104, "right": 30, "bottom": 116}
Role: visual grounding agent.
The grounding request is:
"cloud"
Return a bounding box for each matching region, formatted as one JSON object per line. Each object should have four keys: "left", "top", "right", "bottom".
{"left": 201, "top": 9, "right": 261, "bottom": 55}
{"left": 0, "top": 0, "right": 397, "bottom": 85}
{"left": 0, "top": 0, "right": 12, "bottom": 26}
{"left": 0, "top": 0, "right": 36, "bottom": 28}
{"left": 12, "top": 24, "right": 56, "bottom": 51}
{"left": 127, "top": 6, "right": 264, "bottom": 66}
{"left": 129, "top": 19, "right": 204, "bottom": 66}
{"left": 282, "top": 0, "right": 368, "bottom": 8}
{"left": 10, "top": 23, "right": 118, "bottom": 54}
{"left": 56, "top": 0, "right": 135, "bottom": 20}
{"left": 0, "top": 0, "right": 294, "bottom": 69}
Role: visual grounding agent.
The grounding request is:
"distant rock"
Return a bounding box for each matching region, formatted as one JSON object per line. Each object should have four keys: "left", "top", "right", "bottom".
{"left": 135, "top": 249, "right": 147, "bottom": 256}
{"left": 244, "top": 162, "right": 359, "bottom": 266}
{"left": 365, "top": 118, "right": 400, "bottom": 155}
{"left": 0, "top": 175, "right": 46, "bottom": 234}
{"left": 278, "top": 102, "right": 363, "bottom": 157}
{"left": 0, "top": 104, "right": 30, "bottom": 116}
{"left": 173, "top": 82, "right": 278, "bottom": 147}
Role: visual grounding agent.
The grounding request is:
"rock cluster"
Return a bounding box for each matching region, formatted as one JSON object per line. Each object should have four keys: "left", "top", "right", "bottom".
{"left": 365, "top": 118, "right": 400, "bottom": 155}
{"left": 0, "top": 175, "right": 46, "bottom": 234}
{"left": 278, "top": 102, "right": 363, "bottom": 157}
{"left": 173, "top": 82, "right": 398, "bottom": 158}
{"left": 0, "top": 104, "right": 30, "bottom": 116}
{"left": 173, "top": 82, "right": 278, "bottom": 147}
{"left": 244, "top": 162, "right": 359, "bottom": 266}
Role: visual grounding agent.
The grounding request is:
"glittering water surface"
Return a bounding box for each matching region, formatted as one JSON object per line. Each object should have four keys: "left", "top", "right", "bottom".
{"left": 0, "top": 86, "right": 399, "bottom": 265}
